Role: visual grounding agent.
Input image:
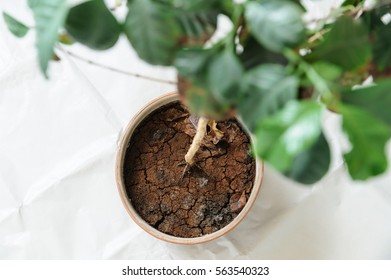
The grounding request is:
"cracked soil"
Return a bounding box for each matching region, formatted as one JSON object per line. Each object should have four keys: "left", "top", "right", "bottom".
{"left": 123, "top": 102, "right": 255, "bottom": 238}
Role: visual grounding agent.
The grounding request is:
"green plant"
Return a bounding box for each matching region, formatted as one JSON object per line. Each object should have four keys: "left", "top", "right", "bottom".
{"left": 3, "top": 0, "right": 391, "bottom": 184}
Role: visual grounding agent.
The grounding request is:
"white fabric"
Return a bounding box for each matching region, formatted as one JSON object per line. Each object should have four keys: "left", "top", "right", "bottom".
{"left": 1, "top": 0, "right": 391, "bottom": 259}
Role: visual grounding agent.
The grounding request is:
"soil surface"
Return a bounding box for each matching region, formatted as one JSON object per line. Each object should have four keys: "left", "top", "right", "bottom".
{"left": 123, "top": 102, "right": 256, "bottom": 238}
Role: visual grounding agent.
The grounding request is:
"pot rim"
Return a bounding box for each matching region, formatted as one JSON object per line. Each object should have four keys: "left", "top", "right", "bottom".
{"left": 115, "top": 92, "right": 264, "bottom": 245}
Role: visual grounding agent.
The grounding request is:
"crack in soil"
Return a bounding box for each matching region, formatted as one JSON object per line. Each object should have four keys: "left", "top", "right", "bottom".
{"left": 123, "top": 102, "right": 255, "bottom": 238}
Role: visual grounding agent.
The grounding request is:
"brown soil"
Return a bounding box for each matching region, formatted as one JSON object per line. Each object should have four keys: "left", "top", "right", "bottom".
{"left": 123, "top": 101, "right": 256, "bottom": 238}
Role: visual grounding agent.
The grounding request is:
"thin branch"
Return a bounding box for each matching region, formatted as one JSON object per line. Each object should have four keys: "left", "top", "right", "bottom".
{"left": 308, "top": 28, "right": 329, "bottom": 43}
{"left": 57, "top": 47, "right": 177, "bottom": 86}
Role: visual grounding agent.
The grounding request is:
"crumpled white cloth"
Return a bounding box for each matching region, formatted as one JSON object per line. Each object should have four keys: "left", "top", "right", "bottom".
{"left": 1, "top": 0, "right": 391, "bottom": 259}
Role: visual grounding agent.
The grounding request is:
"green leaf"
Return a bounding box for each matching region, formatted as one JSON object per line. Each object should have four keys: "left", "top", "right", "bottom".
{"left": 307, "top": 16, "right": 371, "bottom": 71}
{"left": 28, "top": 0, "right": 68, "bottom": 77}
{"left": 124, "top": 0, "right": 180, "bottom": 65}
{"left": 161, "top": 0, "right": 219, "bottom": 11}
{"left": 239, "top": 37, "right": 288, "bottom": 70}
{"left": 341, "top": 105, "right": 391, "bottom": 180}
{"left": 174, "top": 47, "right": 215, "bottom": 77}
{"left": 311, "top": 61, "right": 342, "bottom": 81}
{"left": 364, "top": 3, "right": 391, "bottom": 70}
{"left": 341, "top": 79, "right": 391, "bottom": 125}
{"left": 175, "top": 10, "right": 218, "bottom": 46}
{"left": 2, "top": 12, "right": 30, "bottom": 38}
{"left": 284, "top": 132, "right": 331, "bottom": 184}
{"left": 219, "top": 0, "right": 234, "bottom": 15}
{"left": 239, "top": 64, "right": 299, "bottom": 132}
{"left": 208, "top": 50, "right": 243, "bottom": 104}
{"left": 254, "top": 101, "right": 322, "bottom": 172}
{"left": 244, "top": 0, "right": 305, "bottom": 52}
{"left": 341, "top": 0, "right": 364, "bottom": 6}
{"left": 65, "top": 0, "right": 121, "bottom": 50}
{"left": 175, "top": 48, "right": 235, "bottom": 118}
{"left": 125, "top": 0, "right": 218, "bottom": 65}
{"left": 372, "top": 25, "right": 391, "bottom": 71}
{"left": 159, "top": 0, "right": 219, "bottom": 45}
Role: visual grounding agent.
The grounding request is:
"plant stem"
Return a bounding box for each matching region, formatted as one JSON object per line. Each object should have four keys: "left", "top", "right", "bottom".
{"left": 184, "top": 117, "right": 209, "bottom": 166}
{"left": 57, "top": 47, "right": 177, "bottom": 86}
{"left": 284, "top": 49, "right": 333, "bottom": 101}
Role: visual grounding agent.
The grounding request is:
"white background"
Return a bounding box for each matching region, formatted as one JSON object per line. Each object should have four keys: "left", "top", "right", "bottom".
{"left": 1, "top": 0, "right": 391, "bottom": 259}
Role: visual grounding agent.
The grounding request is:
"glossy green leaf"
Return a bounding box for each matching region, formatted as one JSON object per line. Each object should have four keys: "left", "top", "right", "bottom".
{"left": 284, "top": 132, "right": 331, "bottom": 184}
{"left": 174, "top": 47, "right": 215, "bottom": 77}
{"left": 239, "top": 64, "right": 299, "bottom": 132}
{"left": 219, "top": 0, "right": 234, "bottom": 15}
{"left": 373, "top": 25, "right": 391, "bottom": 70}
{"left": 312, "top": 61, "right": 342, "bottom": 81}
{"left": 160, "top": 0, "right": 219, "bottom": 45}
{"left": 65, "top": 0, "right": 121, "bottom": 50}
{"left": 341, "top": 105, "right": 391, "bottom": 180}
{"left": 239, "top": 37, "right": 288, "bottom": 70}
{"left": 125, "top": 0, "right": 180, "bottom": 65}
{"left": 208, "top": 50, "right": 243, "bottom": 104}
{"left": 125, "top": 0, "right": 218, "bottom": 65}
{"left": 341, "top": 80, "right": 391, "bottom": 125}
{"left": 254, "top": 101, "right": 322, "bottom": 172}
{"left": 28, "top": 0, "right": 68, "bottom": 77}
{"left": 161, "top": 0, "right": 219, "bottom": 11}
{"left": 341, "top": 0, "right": 364, "bottom": 6}
{"left": 244, "top": 0, "right": 305, "bottom": 52}
{"left": 307, "top": 16, "right": 371, "bottom": 71}
{"left": 2, "top": 12, "right": 29, "bottom": 38}
{"left": 175, "top": 10, "right": 218, "bottom": 45}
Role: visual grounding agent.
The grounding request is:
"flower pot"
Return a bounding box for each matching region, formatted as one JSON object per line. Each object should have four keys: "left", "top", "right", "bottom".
{"left": 115, "top": 92, "right": 264, "bottom": 244}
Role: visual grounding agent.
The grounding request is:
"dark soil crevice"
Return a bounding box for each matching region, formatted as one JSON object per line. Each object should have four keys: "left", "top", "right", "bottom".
{"left": 123, "top": 102, "right": 256, "bottom": 238}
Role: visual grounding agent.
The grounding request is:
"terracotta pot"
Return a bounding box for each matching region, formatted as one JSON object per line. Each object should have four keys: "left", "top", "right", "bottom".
{"left": 115, "top": 92, "right": 264, "bottom": 244}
